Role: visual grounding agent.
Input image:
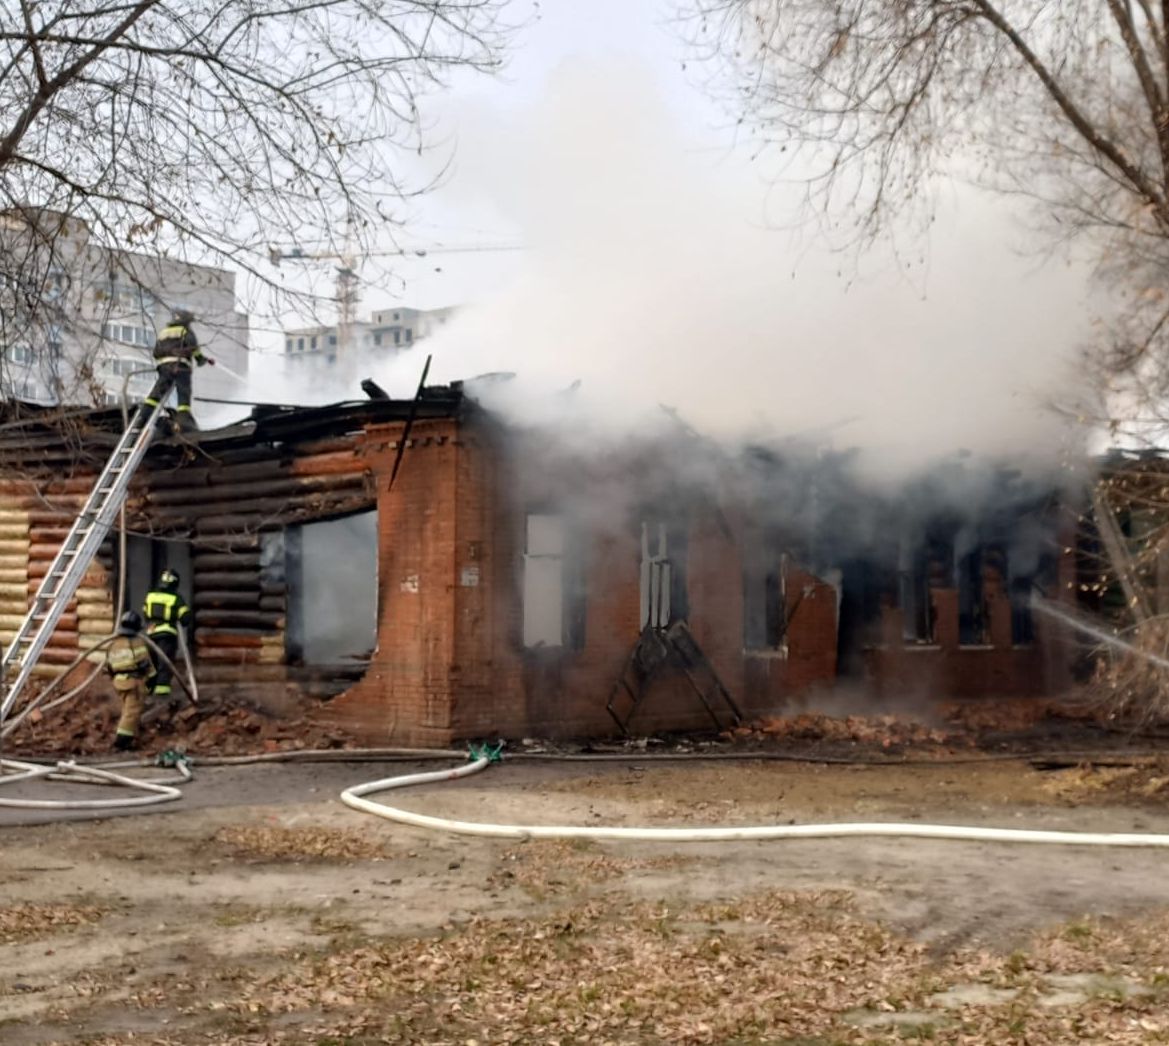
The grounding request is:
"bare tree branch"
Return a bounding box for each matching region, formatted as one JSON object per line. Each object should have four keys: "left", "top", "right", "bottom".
{"left": 0, "top": 0, "right": 511, "bottom": 408}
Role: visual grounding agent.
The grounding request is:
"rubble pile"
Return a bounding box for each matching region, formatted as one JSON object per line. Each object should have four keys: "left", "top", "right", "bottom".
{"left": 728, "top": 712, "right": 965, "bottom": 748}
{"left": 3, "top": 689, "right": 353, "bottom": 757}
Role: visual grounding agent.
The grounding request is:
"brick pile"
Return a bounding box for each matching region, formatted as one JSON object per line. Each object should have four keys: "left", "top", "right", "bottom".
{"left": 3, "top": 690, "right": 355, "bottom": 757}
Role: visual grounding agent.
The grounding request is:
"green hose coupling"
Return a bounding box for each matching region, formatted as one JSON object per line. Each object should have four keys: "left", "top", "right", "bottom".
{"left": 467, "top": 741, "right": 504, "bottom": 764}
{"left": 155, "top": 748, "right": 190, "bottom": 769}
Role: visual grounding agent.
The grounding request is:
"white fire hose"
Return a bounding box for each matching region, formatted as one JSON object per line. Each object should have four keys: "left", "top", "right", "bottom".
{"left": 0, "top": 757, "right": 188, "bottom": 810}
{"left": 342, "top": 756, "right": 1169, "bottom": 848}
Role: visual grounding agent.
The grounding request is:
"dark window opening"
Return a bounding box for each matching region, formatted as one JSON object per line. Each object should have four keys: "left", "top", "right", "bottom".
{"left": 837, "top": 559, "right": 887, "bottom": 676}
{"left": 744, "top": 531, "right": 784, "bottom": 651}
{"left": 958, "top": 546, "right": 985, "bottom": 644}
{"left": 120, "top": 535, "right": 191, "bottom": 621}
{"left": 286, "top": 511, "right": 377, "bottom": 664}
{"left": 899, "top": 540, "right": 932, "bottom": 642}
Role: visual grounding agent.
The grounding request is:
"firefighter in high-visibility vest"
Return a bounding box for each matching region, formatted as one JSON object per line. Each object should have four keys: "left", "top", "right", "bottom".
{"left": 104, "top": 611, "right": 154, "bottom": 751}
{"left": 144, "top": 309, "right": 214, "bottom": 431}
{"left": 142, "top": 568, "right": 190, "bottom": 698}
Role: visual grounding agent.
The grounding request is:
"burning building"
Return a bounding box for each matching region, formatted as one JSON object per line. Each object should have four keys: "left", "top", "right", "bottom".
{"left": 0, "top": 383, "right": 1080, "bottom": 748}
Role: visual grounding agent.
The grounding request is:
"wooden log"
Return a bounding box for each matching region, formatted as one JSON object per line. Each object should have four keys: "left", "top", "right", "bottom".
{"left": 0, "top": 524, "right": 31, "bottom": 540}
{"left": 76, "top": 586, "right": 114, "bottom": 603}
{"left": 191, "top": 571, "right": 260, "bottom": 591}
{"left": 193, "top": 590, "right": 260, "bottom": 610}
{"left": 38, "top": 614, "right": 81, "bottom": 631}
{"left": 195, "top": 648, "right": 260, "bottom": 664}
{"left": 192, "top": 552, "right": 262, "bottom": 571}
{"left": 195, "top": 609, "right": 284, "bottom": 629}
{"left": 79, "top": 620, "right": 115, "bottom": 636}
{"left": 193, "top": 497, "right": 371, "bottom": 535}
{"left": 28, "top": 565, "right": 108, "bottom": 586}
{"left": 258, "top": 644, "right": 285, "bottom": 664}
{"left": 258, "top": 595, "right": 285, "bottom": 612}
{"left": 147, "top": 472, "right": 366, "bottom": 508}
{"left": 145, "top": 449, "right": 285, "bottom": 490}
{"left": 193, "top": 629, "right": 264, "bottom": 647}
{"left": 38, "top": 645, "right": 82, "bottom": 664}
{"left": 152, "top": 487, "right": 366, "bottom": 526}
{"left": 191, "top": 534, "right": 260, "bottom": 553}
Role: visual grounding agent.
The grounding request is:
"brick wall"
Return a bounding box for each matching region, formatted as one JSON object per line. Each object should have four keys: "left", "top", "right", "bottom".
{"left": 326, "top": 416, "right": 1076, "bottom": 745}
{"left": 324, "top": 418, "right": 461, "bottom": 746}
{"left": 863, "top": 583, "right": 1067, "bottom": 700}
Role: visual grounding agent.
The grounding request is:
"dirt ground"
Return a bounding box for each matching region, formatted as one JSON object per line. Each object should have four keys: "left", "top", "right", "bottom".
{"left": 3, "top": 755, "right": 1169, "bottom": 1044}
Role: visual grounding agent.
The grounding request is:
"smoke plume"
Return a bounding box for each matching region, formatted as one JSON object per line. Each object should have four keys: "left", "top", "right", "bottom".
{"left": 426, "top": 63, "right": 1093, "bottom": 484}
{"left": 224, "top": 62, "right": 1097, "bottom": 491}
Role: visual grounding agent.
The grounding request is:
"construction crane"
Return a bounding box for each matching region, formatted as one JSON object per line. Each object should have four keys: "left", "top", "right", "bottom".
{"left": 268, "top": 239, "right": 524, "bottom": 361}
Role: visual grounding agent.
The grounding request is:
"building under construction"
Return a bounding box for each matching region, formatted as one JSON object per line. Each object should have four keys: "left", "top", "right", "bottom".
{"left": 0, "top": 386, "right": 1080, "bottom": 747}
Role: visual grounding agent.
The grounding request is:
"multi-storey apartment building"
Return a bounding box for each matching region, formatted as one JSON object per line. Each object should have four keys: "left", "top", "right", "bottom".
{"left": 0, "top": 208, "right": 248, "bottom": 408}
{"left": 283, "top": 305, "right": 454, "bottom": 365}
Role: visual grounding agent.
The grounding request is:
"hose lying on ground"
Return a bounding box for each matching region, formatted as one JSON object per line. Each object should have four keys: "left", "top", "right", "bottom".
{"left": 0, "top": 757, "right": 189, "bottom": 810}
{"left": 341, "top": 756, "right": 1169, "bottom": 848}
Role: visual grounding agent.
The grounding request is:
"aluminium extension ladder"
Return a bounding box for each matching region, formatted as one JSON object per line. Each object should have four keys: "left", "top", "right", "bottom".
{"left": 0, "top": 399, "right": 167, "bottom": 724}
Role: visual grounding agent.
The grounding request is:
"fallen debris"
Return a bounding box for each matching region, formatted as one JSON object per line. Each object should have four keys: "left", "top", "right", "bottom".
{"left": 2, "top": 687, "right": 355, "bottom": 757}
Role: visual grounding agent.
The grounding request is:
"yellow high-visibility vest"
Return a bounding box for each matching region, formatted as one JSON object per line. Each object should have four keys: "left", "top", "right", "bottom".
{"left": 143, "top": 590, "right": 188, "bottom": 635}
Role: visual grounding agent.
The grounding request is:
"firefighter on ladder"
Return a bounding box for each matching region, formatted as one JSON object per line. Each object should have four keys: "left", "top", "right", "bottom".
{"left": 104, "top": 611, "right": 154, "bottom": 751}
{"left": 142, "top": 568, "right": 190, "bottom": 700}
{"left": 145, "top": 309, "right": 214, "bottom": 431}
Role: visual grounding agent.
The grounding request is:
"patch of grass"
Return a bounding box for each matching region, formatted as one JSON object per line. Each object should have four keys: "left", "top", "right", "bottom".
{"left": 1063, "top": 920, "right": 1096, "bottom": 942}
{"left": 211, "top": 903, "right": 268, "bottom": 928}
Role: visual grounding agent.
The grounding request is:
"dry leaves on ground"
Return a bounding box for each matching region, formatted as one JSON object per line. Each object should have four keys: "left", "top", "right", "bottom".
{"left": 40, "top": 892, "right": 1169, "bottom": 1044}
{"left": 212, "top": 823, "right": 391, "bottom": 861}
{"left": 232, "top": 889, "right": 930, "bottom": 1043}
{"left": 487, "top": 839, "right": 693, "bottom": 896}
{"left": 733, "top": 712, "right": 963, "bottom": 747}
{"left": 0, "top": 902, "right": 105, "bottom": 942}
{"left": 1040, "top": 761, "right": 1169, "bottom": 804}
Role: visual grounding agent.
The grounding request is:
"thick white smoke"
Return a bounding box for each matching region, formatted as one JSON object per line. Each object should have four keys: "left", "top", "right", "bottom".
{"left": 224, "top": 62, "right": 1098, "bottom": 487}
{"left": 425, "top": 64, "right": 1095, "bottom": 482}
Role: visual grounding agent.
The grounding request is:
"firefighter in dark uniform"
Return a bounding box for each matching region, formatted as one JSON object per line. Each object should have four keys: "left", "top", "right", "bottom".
{"left": 145, "top": 309, "right": 214, "bottom": 431}
{"left": 104, "top": 611, "right": 154, "bottom": 751}
{"left": 142, "top": 568, "right": 190, "bottom": 698}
